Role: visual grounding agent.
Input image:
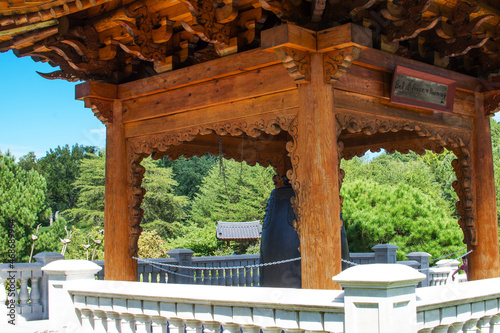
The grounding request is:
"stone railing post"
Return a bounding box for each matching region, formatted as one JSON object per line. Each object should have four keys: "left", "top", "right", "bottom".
{"left": 42, "top": 259, "right": 102, "bottom": 332}
{"left": 33, "top": 252, "right": 64, "bottom": 320}
{"left": 406, "top": 252, "right": 431, "bottom": 287}
{"left": 167, "top": 249, "right": 194, "bottom": 284}
{"left": 372, "top": 244, "right": 398, "bottom": 263}
{"left": 333, "top": 264, "right": 425, "bottom": 333}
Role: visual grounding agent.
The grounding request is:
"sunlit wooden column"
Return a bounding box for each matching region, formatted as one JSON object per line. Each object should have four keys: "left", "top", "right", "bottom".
{"left": 294, "top": 52, "right": 342, "bottom": 289}
{"left": 105, "top": 100, "right": 136, "bottom": 281}
{"left": 469, "top": 95, "right": 500, "bottom": 280}
{"left": 76, "top": 81, "right": 136, "bottom": 281}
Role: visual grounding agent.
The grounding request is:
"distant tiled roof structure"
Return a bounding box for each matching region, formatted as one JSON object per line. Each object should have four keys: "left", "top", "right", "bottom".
{"left": 216, "top": 221, "right": 262, "bottom": 241}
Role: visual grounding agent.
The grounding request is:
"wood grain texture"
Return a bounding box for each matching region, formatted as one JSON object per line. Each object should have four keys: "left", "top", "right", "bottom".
{"left": 118, "top": 49, "right": 281, "bottom": 100}
{"left": 104, "top": 100, "right": 137, "bottom": 281}
{"left": 122, "top": 64, "right": 296, "bottom": 123}
{"left": 469, "top": 95, "right": 500, "bottom": 280}
{"left": 294, "top": 53, "right": 342, "bottom": 290}
{"left": 124, "top": 90, "right": 299, "bottom": 138}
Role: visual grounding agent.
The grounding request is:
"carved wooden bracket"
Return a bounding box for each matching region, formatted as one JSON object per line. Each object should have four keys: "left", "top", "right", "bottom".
{"left": 85, "top": 97, "right": 113, "bottom": 124}
{"left": 323, "top": 46, "right": 361, "bottom": 84}
{"left": 274, "top": 46, "right": 311, "bottom": 83}
{"left": 484, "top": 92, "right": 500, "bottom": 116}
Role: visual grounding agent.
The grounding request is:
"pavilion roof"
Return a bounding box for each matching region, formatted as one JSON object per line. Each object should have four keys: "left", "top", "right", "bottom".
{"left": 216, "top": 221, "right": 262, "bottom": 241}
{"left": 2, "top": 0, "right": 500, "bottom": 83}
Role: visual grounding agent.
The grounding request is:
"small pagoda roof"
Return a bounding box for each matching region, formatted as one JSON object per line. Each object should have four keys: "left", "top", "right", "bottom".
{"left": 216, "top": 221, "right": 262, "bottom": 242}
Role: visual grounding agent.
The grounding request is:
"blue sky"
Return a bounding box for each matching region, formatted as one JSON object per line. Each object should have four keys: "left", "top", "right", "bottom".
{"left": 0, "top": 50, "right": 105, "bottom": 160}
{"left": 0, "top": 50, "right": 499, "bottom": 160}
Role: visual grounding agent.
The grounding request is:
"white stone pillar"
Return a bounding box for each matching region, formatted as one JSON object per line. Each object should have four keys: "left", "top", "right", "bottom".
{"left": 41, "top": 259, "right": 102, "bottom": 332}
{"left": 333, "top": 264, "right": 425, "bottom": 333}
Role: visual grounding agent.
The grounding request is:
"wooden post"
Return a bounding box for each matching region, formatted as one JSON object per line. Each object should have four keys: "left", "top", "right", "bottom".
{"left": 469, "top": 97, "right": 500, "bottom": 280}
{"left": 296, "top": 53, "right": 342, "bottom": 289}
{"left": 104, "top": 100, "right": 136, "bottom": 281}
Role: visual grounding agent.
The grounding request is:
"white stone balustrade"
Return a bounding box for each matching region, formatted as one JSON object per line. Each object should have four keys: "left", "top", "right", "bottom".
{"left": 0, "top": 252, "right": 63, "bottom": 322}
{"left": 416, "top": 277, "right": 500, "bottom": 332}
{"left": 39, "top": 260, "right": 500, "bottom": 333}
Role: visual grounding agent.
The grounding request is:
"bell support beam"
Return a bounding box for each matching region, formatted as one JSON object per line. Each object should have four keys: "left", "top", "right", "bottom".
{"left": 76, "top": 81, "right": 137, "bottom": 281}
{"left": 469, "top": 95, "right": 500, "bottom": 280}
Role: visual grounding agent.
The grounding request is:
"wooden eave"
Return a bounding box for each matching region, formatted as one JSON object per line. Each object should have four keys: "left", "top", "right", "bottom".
{"left": 2, "top": 0, "right": 500, "bottom": 88}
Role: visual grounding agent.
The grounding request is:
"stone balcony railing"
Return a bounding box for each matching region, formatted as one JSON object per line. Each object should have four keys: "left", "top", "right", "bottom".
{"left": 33, "top": 260, "right": 500, "bottom": 333}
{"left": 0, "top": 245, "right": 468, "bottom": 326}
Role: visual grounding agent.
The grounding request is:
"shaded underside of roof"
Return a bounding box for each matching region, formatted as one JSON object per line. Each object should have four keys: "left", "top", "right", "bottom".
{"left": 2, "top": 0, "right": 500, "bottom": 84}
{"left": 216, "top": 221, "right": 262, "bottom": 241}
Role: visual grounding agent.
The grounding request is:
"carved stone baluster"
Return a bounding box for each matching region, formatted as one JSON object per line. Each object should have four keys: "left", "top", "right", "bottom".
{"left": 462, "top": 319, "right": 479, "bottom": 333}
{"left": 477, "top": 316, "right": 492, "bottom": 332}
{"left": 169, "top": 318, "right": 186, "bottom": 333}
{"left": 204, "top": 322, "right": 222, "bottom": 333}
{"left": 185, "top": 319, "right": 203, "bottom": 333}
{"left": 431, "top": 325, "right": 450, "bottom": 333}
{"left": 490, "top": 314, "right": 500, "bottom": 332}
{"left": 120, "top": 313, "right": 137, "bottom": 333}
{"left": 106, "top": 312, "right": 121, "bottom": 333}
{"left": 80, "top": 309, "right": 95, "bottom": 332}
{"left": 152, "top": 316, "right": 168, "bottom": 333}
{"left": 136, "top": 314, "right": 153, "bottom": 333}
{"left": 29, "top": 270, "right": 43, "bottom": 315}
{"left": 223, "top": 323, "right": 241, "bottom": 333}
{"left": 18, "top": 273, "right": 30, "bottom": 315}
{"left": 447, "top": 322, "right": 464, "bottom": 333}
{"left": 93, "top": 310, "right": 108, "bottom": 333}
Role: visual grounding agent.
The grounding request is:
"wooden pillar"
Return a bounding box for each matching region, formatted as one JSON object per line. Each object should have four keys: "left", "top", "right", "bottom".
{"left": 469, "top": 98, "right": 500, "bottom": 280}
{"left": 104, "top": 100, "right": 136, "bottom": 281}
{"left": 296, "top": 53, "right": 342, "bottom": 289}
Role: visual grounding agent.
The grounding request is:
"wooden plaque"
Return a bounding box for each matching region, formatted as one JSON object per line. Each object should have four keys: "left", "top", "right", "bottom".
{"left": 390, "top": 66, "right": 456, "bottom": 113}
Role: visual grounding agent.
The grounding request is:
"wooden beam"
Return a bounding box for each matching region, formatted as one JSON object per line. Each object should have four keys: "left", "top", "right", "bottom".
{"left": 122, "top": 64, "right": 296, "bottom": 123}
{"left": 469, "top": 96, "right": 500, "bottom": 280}
{"left": 124, "top": 90, "right": 299, "bottom": 138}
{"left": 333, "top": 90, "right": 473, "bottom": 131}
{"left": 260, "top": 24, "right": 316, "bottom": 52}
{"left": 75, "top": 81, "right": 117, "bottom": 100}
{"left": 118, "top": 48, "right": 281, "bottom": 100}
{"left": 317, "top": 23, "right": 373, "bottom": 52}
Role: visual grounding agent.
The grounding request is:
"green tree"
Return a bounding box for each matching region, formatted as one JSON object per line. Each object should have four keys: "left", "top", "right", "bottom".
{"left": 170, "top": 159, "right": 275, "bottom": 256}
{"left": 17, "top": 151, "right": 38, "bottom": 172}
{"left": 38, "top": 144, "right": 97, "bottom": 213}
{"left": 62, "top": 151, "right": 105, "bottom": 229}
{"left": 341, "top": 179, "right": 464, "bottom": 260}
{"left": 0, "top": 151, "right": 47, "bottom": 262}
{"left": 161, "top": 155, "right": 217, "bottom": 199}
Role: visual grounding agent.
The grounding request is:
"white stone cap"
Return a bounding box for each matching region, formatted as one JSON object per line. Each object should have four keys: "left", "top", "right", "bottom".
{"left": 333, "top": 264, "right": 426, "bottom": 289}
{"left": 42, "top": 259, "right": 102, "bottom": 280}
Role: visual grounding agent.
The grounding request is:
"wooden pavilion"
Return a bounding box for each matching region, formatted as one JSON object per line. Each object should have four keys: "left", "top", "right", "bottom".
{"left": 2, "top": 0, "right": 500, "bottom": 290}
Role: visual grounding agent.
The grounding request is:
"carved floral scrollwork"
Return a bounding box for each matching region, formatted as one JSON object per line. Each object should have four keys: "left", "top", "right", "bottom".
{"left": 451, "top": 146, "right": 476, "bottom": 246}
{"left": 324, "top": 46, "right": 361, "bottom": 84}
{"left": 116, "top": 3, "right": 172, "bottom": 65}
{"left": 336, "top": 112, "right": 476, "bottom": 246}
{"left": 128, "top": 151, "right": 147, "bottom": 257}
{"left": 180, "top": 0, "right": 235, "bottom": 46}
{"left": 274, "top": 46, "right": 310, "bottom": 83}
{"left": 85, "top": 98, "right": 113, "bottom": 124}
{"left": 126, "top": 114, "right": 298, "bottom": 254}
{"left": 483, "top": 92, "right": 500, "bottom": 116}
